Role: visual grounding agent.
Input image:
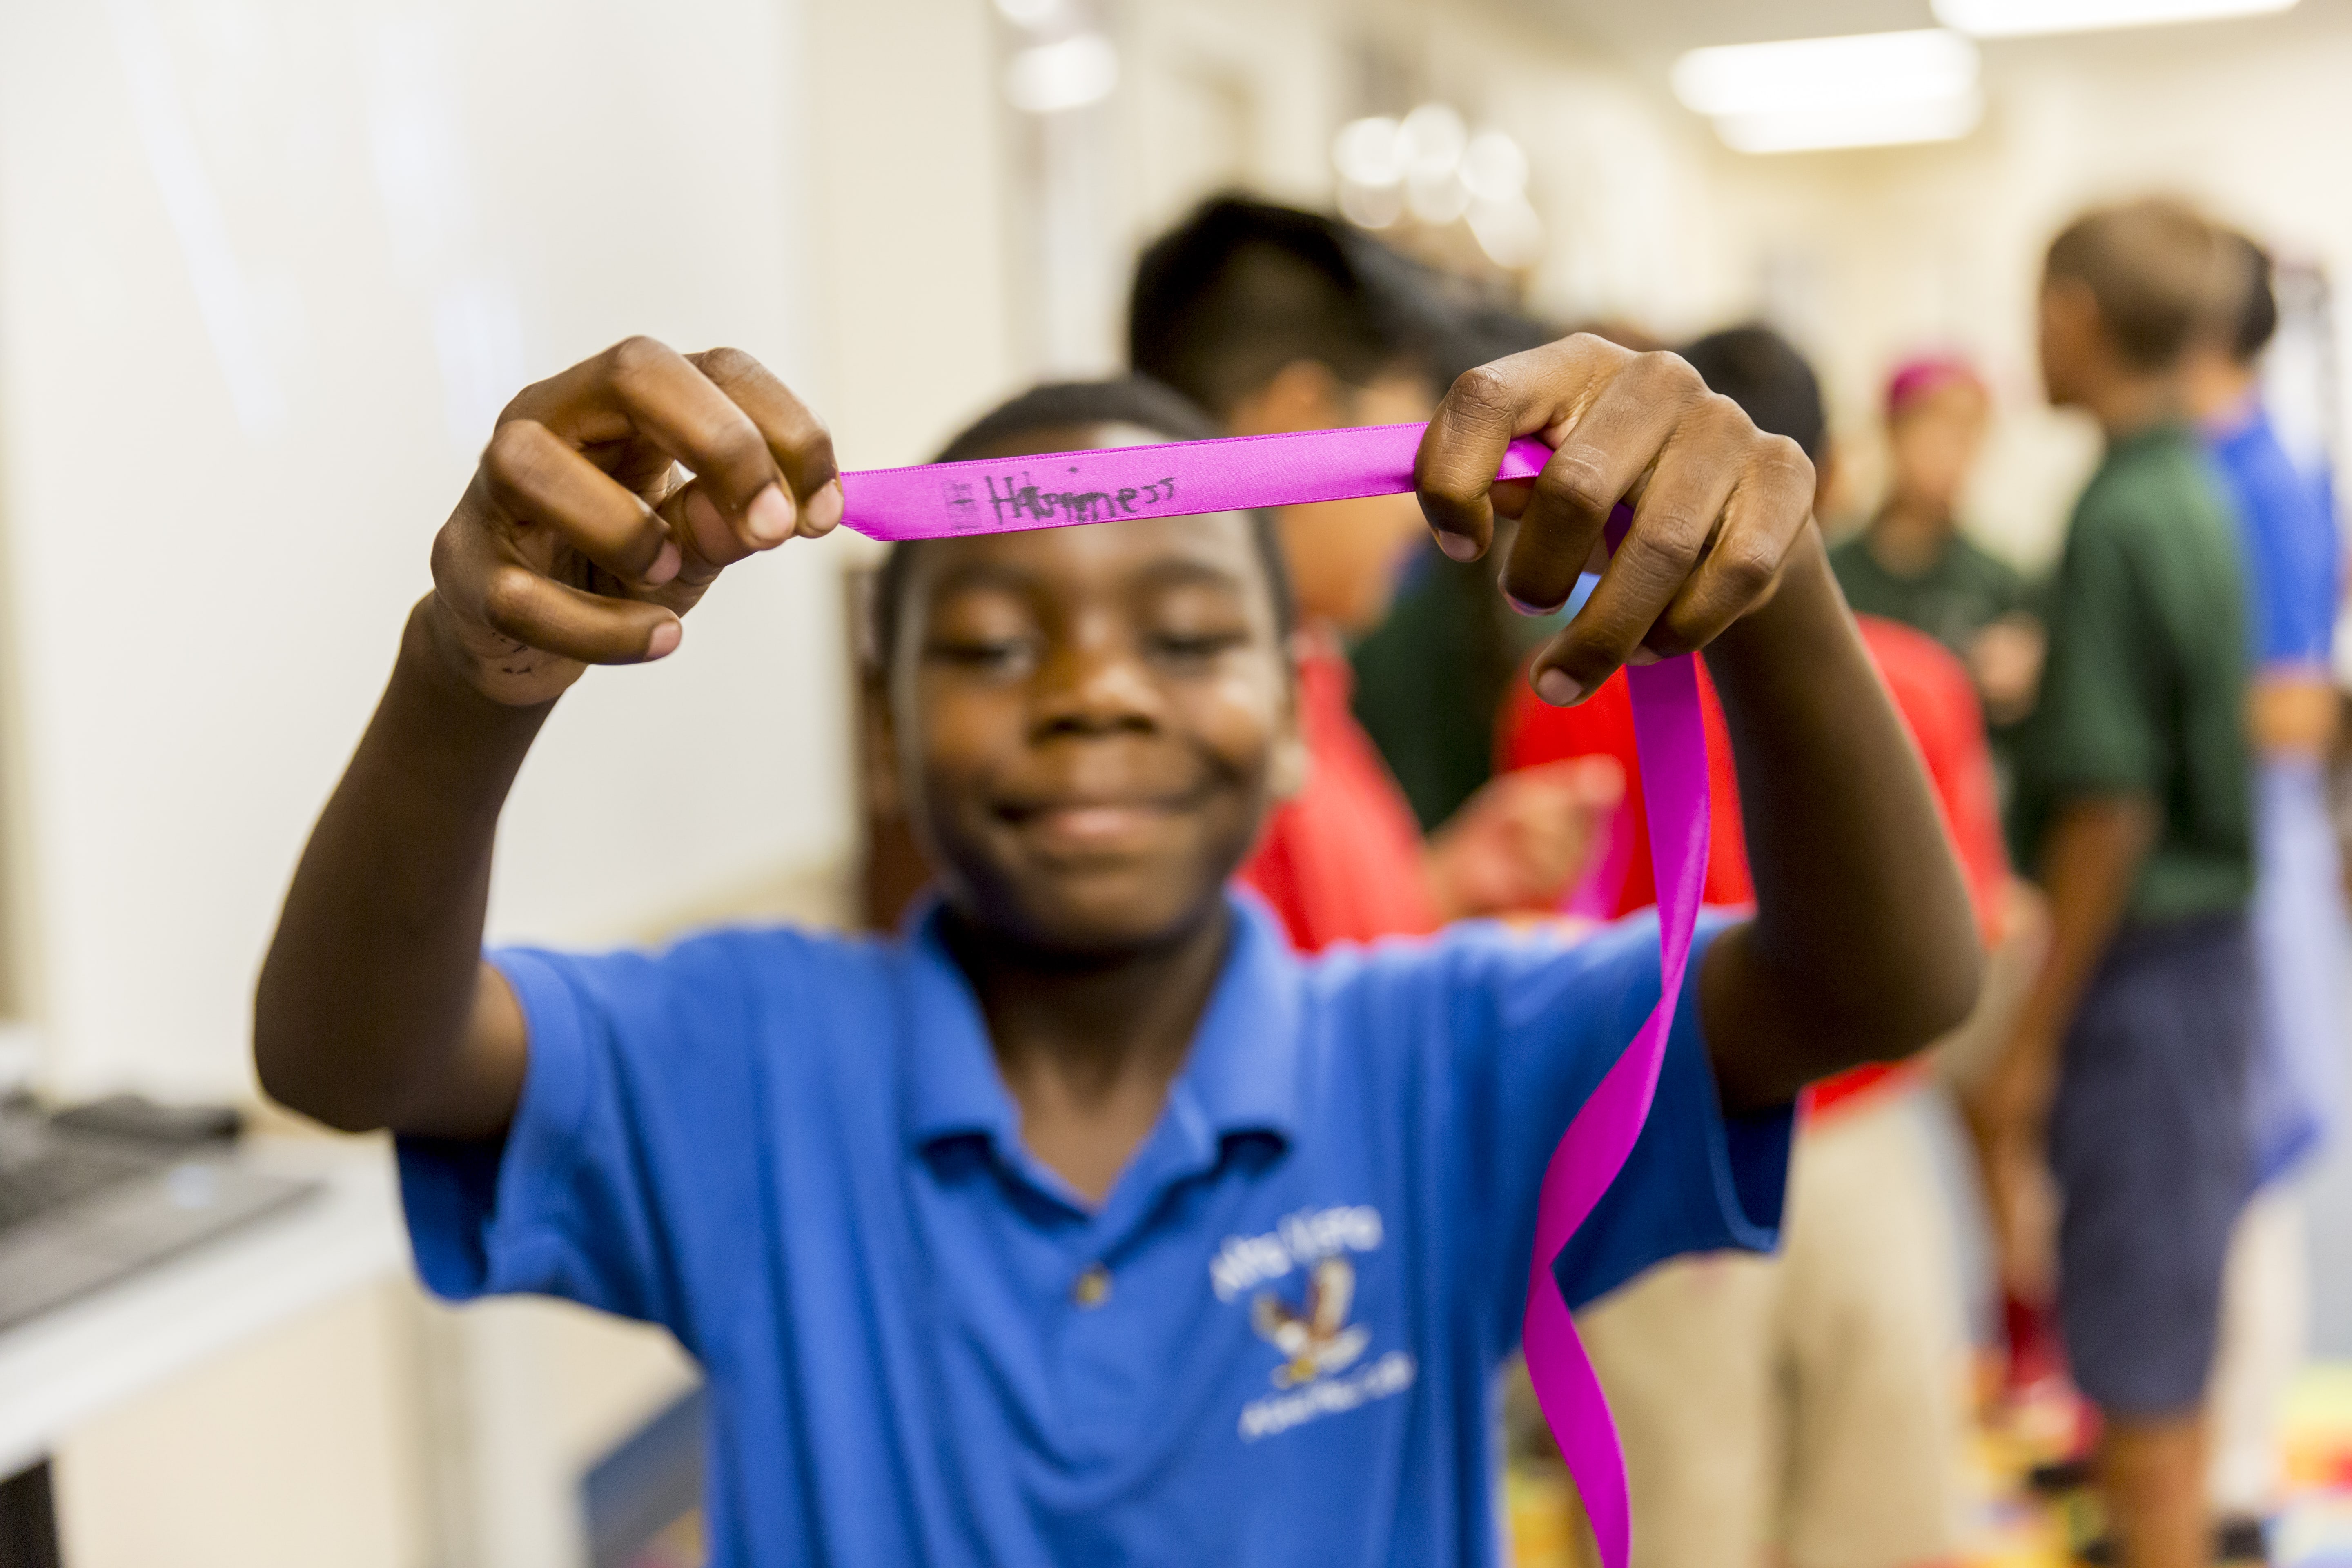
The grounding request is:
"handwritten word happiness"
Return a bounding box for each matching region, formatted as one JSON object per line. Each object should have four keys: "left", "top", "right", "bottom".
{"left": 938, "top": 466, "right": 1181, "bottom": 532}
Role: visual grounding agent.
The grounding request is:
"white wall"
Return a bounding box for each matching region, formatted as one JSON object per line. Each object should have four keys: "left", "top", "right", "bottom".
{"left": 13, "top": 4, "right": 1024, "bottom": 1566}
{"left": 1679, "top": 9, "right": 2352, "bottom": 566}
{"left": 0, "top": 0, "right": 859, "bottom": 1099}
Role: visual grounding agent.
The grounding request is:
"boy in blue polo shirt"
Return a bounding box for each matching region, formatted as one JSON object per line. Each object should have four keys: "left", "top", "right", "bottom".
{"left": 255, "top": 334, "right": 1979, "bottom": 1567}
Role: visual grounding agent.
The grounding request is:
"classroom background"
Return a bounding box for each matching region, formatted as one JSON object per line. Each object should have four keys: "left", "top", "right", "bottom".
{"left": 2, "top": 0, "right": 2350, "bottom": 1565}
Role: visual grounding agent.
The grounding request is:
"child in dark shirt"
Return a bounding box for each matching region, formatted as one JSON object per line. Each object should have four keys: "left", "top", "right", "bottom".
{"left": 1971, "top": 198, "right": 2256, "bottom": 1568}
{"left": 255, "top": 330, "right": 1978, "bottom": 1568}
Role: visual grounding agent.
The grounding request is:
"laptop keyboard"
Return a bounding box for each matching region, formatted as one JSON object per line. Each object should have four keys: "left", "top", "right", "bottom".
{"left": 0, "top": 1137, "right": 156, "bottom": 1235}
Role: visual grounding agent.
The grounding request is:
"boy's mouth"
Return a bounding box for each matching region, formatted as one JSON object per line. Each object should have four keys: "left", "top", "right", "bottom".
{"left": 996, "top": 794, "right": 1197, "bottom": 854}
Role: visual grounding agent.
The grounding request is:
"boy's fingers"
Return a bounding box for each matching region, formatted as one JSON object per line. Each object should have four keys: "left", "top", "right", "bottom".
{"left": 687, "top": 348, "right": 843, "bottom": 538}
{"left": 1523, "top": 516, "right": 1703, "bottom": 704}
{"left": 474, "top": 561, "right": 682, "bottom": 665}
{"left": 654, "top": 478, "right": 757, "bottom": 578}
{"left": 512, "top": 337, "right": 795, "bottom": 555}
{"left": 1499, "top": 353, "right": 1708, "bottom": 615}
{"left": 593, "top": 337, "right": 798, "bottom": 553}
{"left": 1573, "top": 409, "right": 1748, "bottom": 660}
{"left": 480, "top": 419, "right": 679, "bottom": 586}
{"left": 1523, "top": 423, "right": 1815, "bottom": 705}
{"left": 1650, "top": 436, "right": 1815, "bottom": 653}
{"left": 1419, "top": 342, "right": 1600, "bottom": 561}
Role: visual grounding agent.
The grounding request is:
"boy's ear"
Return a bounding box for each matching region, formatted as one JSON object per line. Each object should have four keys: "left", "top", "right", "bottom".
{"left": 2042, "top": 276, "right": 2104, "bottom": 354}
{"left": 1227, "top": 359, "right": 1350, "bottom": 437}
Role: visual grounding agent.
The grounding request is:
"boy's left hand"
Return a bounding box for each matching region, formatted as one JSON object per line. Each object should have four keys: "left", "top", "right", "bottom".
{"left": 1414, "top": 334, "right": 1817, "bottom": 706}
{"left": 1425, "top": 756, "right": 1626, "bottom": 920}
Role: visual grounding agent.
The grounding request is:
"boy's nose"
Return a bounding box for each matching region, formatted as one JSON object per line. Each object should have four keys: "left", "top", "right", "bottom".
{"left": 1032, "top": 636, "right": 1163, "bottom": 736}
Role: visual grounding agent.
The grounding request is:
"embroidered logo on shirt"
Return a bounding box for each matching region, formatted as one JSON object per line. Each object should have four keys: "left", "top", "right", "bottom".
{"left": 1250, "top": 1256, "right": 1371, "bottom": 1389}
{"left": 1221, "top": 1205, "right": 1417, "bottom": 1440}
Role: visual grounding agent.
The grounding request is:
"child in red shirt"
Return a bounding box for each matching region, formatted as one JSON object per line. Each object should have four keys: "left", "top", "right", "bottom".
{"left": 1129, "top": 198, "right": 1617, "bottom": 949}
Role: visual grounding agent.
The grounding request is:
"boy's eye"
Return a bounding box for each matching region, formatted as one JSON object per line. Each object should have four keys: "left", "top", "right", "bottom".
{"left": 1147, "top": 628, "right": 1247, "bottom": 662}
{"left": 928, "top": 635, "right": 1040, "bottom": 677}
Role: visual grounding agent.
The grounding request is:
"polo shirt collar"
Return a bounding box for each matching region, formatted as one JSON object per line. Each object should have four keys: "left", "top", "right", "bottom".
{"left": 896, "top": 889, "right": 1304, "bottom": 1157}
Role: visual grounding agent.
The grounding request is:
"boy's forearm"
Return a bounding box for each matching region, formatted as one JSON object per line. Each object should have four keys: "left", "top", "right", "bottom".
{"left": 254, "top": 599, "right": 547, "bottom": 1134}
{"left": 1984, "top": 796, "right": 2154, "bottom": 1116}
{"left": 1696, "top": 530, "right": 1983, "bottom": 1109}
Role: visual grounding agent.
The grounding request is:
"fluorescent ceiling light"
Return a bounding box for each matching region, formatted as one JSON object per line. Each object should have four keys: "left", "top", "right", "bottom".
{"left": 1715, "top": 91, "right": 1984, "bottom": 154}
{"left": 1671, "top": 29, "right": 1981, "bottom": 153}
{"left": 1672, "top": 30, "right": 1977, "bottom": 117}
{"left": 1933, "top": 0, "right": 2296, "bottom": 36}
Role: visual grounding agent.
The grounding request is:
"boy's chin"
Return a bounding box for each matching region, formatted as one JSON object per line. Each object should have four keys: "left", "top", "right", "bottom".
{"left": 981, "top": 868, "right": 1232, "bottom": 958}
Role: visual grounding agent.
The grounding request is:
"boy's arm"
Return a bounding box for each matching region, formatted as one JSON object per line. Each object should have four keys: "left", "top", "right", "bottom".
{"left": 1696, "top": 539, "right": 1986, "bottom": 1108}
{"left": 254, "top": 340, "right": 840, "bottom": 1137}
{"left": 1417, "top": 337, "right": 1981, "bottom": 1112}
{"left": 1967, "top": 797, "right": 2154, "bottom": 1141}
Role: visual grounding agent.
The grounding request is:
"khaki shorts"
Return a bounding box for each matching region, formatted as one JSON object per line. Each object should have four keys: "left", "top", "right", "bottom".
{"left": 1573, "top": 1090, "right": 1970, "bottom": 1568}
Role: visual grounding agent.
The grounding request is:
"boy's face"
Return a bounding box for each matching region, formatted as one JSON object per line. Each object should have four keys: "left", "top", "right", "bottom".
{"left": 882, "top": 423, "right": 1299, "bottom": 956}
{"left": 1229, "top": 362, "right": 1438, "bottom": 633}
{"left": 2037, "top": 277, "right": 2100, "bottom": 410}
{"left": 1888, "top": 382, "right": 1988, "bottom": 515}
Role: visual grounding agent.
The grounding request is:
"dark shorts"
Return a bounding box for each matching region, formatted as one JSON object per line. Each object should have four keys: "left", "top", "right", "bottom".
{"left": 2049, "top": 911, "right": 2253, "bottom": 1419}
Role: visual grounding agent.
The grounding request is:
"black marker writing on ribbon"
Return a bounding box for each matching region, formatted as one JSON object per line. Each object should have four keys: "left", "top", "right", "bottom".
{"left": 971, "top": 469, "right": 1180, "bottom": 529}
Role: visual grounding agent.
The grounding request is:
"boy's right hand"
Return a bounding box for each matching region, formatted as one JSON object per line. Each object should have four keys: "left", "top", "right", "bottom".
{"left": 427, "top": 337, "right": 841, "bottom": 706}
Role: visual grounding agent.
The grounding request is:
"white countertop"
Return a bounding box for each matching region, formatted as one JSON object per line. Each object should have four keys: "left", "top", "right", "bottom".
{"left": 0, "top": 1135, "right": 408, "bottom": 1477}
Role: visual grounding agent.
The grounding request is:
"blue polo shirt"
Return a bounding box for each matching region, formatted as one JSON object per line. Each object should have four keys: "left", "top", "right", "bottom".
{"left": 2209, "top": 403, "right": 2339, "bottom": 669}
{"left": 399, "top": 893, "right": 1789, "bottom": 1568}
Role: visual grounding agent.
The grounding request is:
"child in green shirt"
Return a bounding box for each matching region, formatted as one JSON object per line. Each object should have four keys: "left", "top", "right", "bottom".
{"left": 1971, "top": 198, "right": 2255, "bottom": 1568}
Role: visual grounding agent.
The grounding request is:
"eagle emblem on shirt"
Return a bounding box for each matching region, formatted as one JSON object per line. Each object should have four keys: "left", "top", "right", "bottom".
{"left": 1250, "top": 1255, "right": 1372, "bottom": 1388}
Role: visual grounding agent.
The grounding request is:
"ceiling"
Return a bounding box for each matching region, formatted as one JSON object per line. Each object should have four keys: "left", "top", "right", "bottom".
{"left": 1522, "top": 0, "right": 1942, "bottom": 64}
{"left": 1501, "top": 0, "right": 2347, "bottom": 70}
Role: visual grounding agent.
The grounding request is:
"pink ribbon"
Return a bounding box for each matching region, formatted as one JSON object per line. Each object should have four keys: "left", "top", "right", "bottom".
{"left": 841, "top": 422, "right": 1711, "bottom": 1568}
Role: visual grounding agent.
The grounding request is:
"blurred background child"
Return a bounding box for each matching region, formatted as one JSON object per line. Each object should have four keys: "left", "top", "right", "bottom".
{"left": 2181, "top": 226, "right": 2349, "bottom": 1560}
{"left": 1832, "top": 359, "right": 2047, "bottom": 734}
{"left": 1973, "top": 198, "right": 2257, "bottom": 1568}
{"left": 1127, "top": 198, "right": 1621, "bottom": 948}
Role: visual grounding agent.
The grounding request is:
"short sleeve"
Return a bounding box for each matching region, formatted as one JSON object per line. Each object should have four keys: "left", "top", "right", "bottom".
{"left": 1440, "top": 915, "right": 1793, "bottom": 1350}
{"left": 2252, "top": 465, "right": 2340, "bottom": 668}
{"left": 396, "top": 940, "right": 765, "bottom": 1348}
{"left": 2029, "top": 510, "right": 2163, "bottom": 798}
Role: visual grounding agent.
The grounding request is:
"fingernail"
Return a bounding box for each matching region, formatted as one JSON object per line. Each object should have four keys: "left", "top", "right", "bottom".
{"left": 1434, "top": 531, "right": 1480, "bottom": 563}
{"left": 646, "top": 620, "right": 682, "bottom": 660}
{"left": 645, "top": 539, "right": 681, "bottom": 586}
{"left": 746, "top": 483, "right": 796, "bottom": 547}
{"left": 801, "top": 479, "right": 844, "bottom": 537}
{"left": 1506, "top": 592, "right": 1563, "bottom": 617}
{"left": 1535, "top": 668, "right": 1582, "bottom": 706}
{"left": 1626, "top": 647, "right": 1661, "bottom": 666}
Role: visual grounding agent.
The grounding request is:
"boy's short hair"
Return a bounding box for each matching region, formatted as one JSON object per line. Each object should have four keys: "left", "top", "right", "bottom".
{"left": 867, "top": 376, "right": 1296, "bottom": 673}
{"left": 2044, "top": 198, "right": 2234, "bottom": 372}
{"left": 1432, "top": 305, "right": 1559, "bottom": 392}
{"left": 1679, "top": 325, "right": 1827, "bottom": 463}
{"left": 2218, "top": 228, "right": 2278, "bottom": 366}
{"left": 1128, "top": 196, "right": 1447, "bottom": 418}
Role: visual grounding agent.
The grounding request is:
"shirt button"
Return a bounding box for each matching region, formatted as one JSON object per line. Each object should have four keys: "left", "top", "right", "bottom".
{"left": 1072, "top": 1263, "right": 1112, "bottom": 1309}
